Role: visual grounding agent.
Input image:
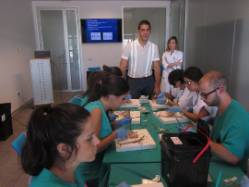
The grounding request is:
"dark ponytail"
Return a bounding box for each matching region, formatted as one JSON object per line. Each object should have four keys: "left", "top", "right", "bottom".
{"left": 85, "top": 71, "right": 110, "bottom": 104}
{"left": 21, "top": 103, "right": 90, "bottom": 176}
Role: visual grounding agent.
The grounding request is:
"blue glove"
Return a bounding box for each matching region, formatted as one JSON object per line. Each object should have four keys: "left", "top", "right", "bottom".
{"left": 108, "top": 112, "right": 117, "bottom": 121}
{"left": 157, "top": 92, "right": 165, "bottom": 99}
{"left": 156, "top": 98, "right": 166, "bottom": 105}
{"left": 156, "top": 92, "right": 166, "bottom": 104}
{"left": 167, "top": 106, "right": 182, "bottom": 113}
{"left": 116, "top": 127, "right": 129, "bottom": 140}
{"left": 124, "top": 94, "right": 132, "bottom": 100}
{"left": 116, "top": 117, "right": 132, "bottom": 128}
{"left": 240, "top": 176, "right": 249, "bottom": 187}
{"left": 116, "top": 182, "right": 131, "bottom": 187}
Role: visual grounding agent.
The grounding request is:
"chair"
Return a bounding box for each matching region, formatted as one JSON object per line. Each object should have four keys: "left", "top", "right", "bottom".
{"left": 11, "top": 132, "right": 26, "bottom": 156}
{"left": 69, "top": 96, "right": 85, "bottom": 107}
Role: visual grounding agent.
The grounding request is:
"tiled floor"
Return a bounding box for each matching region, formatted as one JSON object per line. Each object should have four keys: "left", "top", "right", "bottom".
{"left": 0, "top": 92, "right": 81, "bottom": 187}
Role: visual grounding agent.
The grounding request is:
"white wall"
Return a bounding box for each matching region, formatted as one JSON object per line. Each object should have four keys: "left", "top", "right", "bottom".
{"left": 233, "top": 0, "right": 249, "bottom": 109}
{"left": 184, "top": 0, "right": 249, "bottom": 110}
{"left": 0, "top": 0, "right": 35, "bottom": 111}
{"left": 33, "top": 1, "right": 170, "bottom": 90}
{"left": 169, "top": 0, "right": 185, "bottom": 51}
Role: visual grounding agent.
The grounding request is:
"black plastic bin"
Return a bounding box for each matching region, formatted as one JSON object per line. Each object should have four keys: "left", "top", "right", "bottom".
{"left": 161, "top": 132, "right": 210, "bottom": 187}
{"left": 0, "top": 103, "right": 13, "bottom": 141}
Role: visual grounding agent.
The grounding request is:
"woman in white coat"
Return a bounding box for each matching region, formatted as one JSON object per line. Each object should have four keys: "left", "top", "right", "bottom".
{"left": 161, "top": 36, "right": 183, "bottom": 94}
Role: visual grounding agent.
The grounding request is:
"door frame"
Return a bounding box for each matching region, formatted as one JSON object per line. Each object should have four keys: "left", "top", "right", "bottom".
{"left": 32, "top": 4, "right": 83, "bottom": 92}
{"left": 122, "top": 4, "right": 170, "bottom": 52}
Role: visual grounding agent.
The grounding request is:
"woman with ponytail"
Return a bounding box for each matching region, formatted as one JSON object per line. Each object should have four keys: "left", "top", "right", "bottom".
{"left": 69, "top": 71, "right": 110, "bottom": 107}
{"left": 21, "top": 103, "right": 99, "bottom": 187}
{"left": 82, "top": 74, "right": 129, "bottom": 186}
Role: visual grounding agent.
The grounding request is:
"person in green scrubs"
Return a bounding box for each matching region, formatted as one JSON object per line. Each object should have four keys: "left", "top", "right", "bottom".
{"left": 83, "top": 74, "right": 130, "bottom": 186}
{"left": 199, "top": 71, "right": 249, "bottom": 171}
{"left": 21, "top": 103, "right": 99, "bottom": 187}
{"left": 69, "top": 71, "right": 110, "bottom": 107}
{"left": 70, "top": 68, "right": 123, "bottom": 107}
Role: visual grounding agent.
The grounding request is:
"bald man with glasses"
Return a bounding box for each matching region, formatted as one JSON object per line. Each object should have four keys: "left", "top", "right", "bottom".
{"left": 199, "top": 71, "right": 249, "bottom": 171}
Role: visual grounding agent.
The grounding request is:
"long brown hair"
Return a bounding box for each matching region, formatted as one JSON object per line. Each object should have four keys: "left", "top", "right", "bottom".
{"left": 166, "top": 36, "right": 178, "bottom": 51}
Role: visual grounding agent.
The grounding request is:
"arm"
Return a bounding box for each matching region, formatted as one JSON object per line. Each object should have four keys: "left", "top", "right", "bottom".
{"left": 172, "top": 51, "right": 183, "bottom": 68}
{"left": 97, "top": 132, "right": 117, "bottom": 152}
{"left": 153, "top": 60, "right": 161, "bottom": 95}
{"left": 182, "top": 106, "right": 209, "bottom": 122}
{"left": 90, "top": 109, "right": 117, "bottom": 152}
{"left": 162, "top": 52, "right": 182, "bottom": 69}
{"left": 167, "top": 61, "right": 181, "bottom": 68}
{"left": 120, "top": 44, "right": 130, "bottom": 78}
{"left": 210, "top": 141, "right": 240, "bottom": 165}
{"left": 165, "top": 92, "right": 174, "bottom": 101}
{"left": 120, "top": 58, "right": 128, "bottom": 78}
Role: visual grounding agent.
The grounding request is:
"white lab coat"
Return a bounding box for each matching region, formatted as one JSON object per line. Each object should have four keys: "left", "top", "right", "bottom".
{"left": 161, "top": 50, "right": 183, "bottom": 93}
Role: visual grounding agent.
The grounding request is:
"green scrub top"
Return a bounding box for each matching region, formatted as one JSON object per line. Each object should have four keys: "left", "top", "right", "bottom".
{"left": 211, "top": 99, "right": 249, "bottom": 171}
{"left": 30, "top": 166, "right": 85, "bottom": 187}
{"left": 69, "top": 95, "right": 88, "bottom": 107}
{"left": 83, "top": 100, "right": 112, "bottom": 186}
{"left": 85, "top": 100, "right": 112, "bottom": 138}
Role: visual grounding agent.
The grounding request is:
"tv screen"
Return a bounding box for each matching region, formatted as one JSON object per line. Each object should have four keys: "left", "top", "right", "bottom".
{"left": 81, "top": 19, "right": 122, "bottom": 43}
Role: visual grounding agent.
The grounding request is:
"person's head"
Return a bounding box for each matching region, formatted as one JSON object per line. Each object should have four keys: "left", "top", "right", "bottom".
{"left": 86, "top": 71, "right": 111, "bottom": 103}
{"left": 199, "top": 71, "right": 228, "bottom": 106}
{"left": 166, "top": 36, "right": 178, "bottom": 51}
{"left": 21, "top": 104, "right": 99, "bottom": 176}
{"left": 168, "top": 69, "right": 185, "bottom": 89}
{"left": 95, "top": 74, "right": 129, "bottom": 110}
{"left": 137, "top": 20, "right": 151, "bottom": 42}
{"left": 103, "top": 65, "right": 122, "bottom": 76}
{"left": 184, "top": 66, "right": 203, "bottom": 92}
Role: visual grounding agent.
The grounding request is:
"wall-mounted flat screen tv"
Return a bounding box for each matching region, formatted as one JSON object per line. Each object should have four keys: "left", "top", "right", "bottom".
{"left": 81, "top": 19, "right": 122, "bottom": 43}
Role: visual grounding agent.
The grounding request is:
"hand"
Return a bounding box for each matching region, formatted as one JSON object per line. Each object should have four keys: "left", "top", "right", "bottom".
{"left": 108, "top": 112, "right": 117, "bottom": 121}
{"left": 116, "top": 182, "right": 131, "bottom": 187}
{"left": 116, "top": 117, "right": 132, "bottom": 128}
{"left": 167, "top": 63, "right": 176, "bottom": 68}
{"left": 156, "top": 92, "right": 166, "bottom": 104}
{"left": 156, "top": 92, "right": 164, "bottom": 99}
{"left": 167, "top": 106, "right": 182, "bottom": 113}
{"left": 116, "top": 127, "right": 129, "bottom": 140}
{"left": 176, "top": 60, "right": 182, "bottom": 66}
{"left": 156, "top": 98, "right": 166, "bottom": 105}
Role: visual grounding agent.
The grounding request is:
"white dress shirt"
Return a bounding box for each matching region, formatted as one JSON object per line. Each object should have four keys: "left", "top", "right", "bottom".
{"left": 121, "top": 39, "right": 160, "bottom": 78}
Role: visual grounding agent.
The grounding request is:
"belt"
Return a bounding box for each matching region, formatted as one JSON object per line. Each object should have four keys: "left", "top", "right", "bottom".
{"left": 128, "top": 75, "right": 153, "bottom": 80}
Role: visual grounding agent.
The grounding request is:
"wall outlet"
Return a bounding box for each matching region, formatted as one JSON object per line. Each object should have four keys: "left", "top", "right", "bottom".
{"left": 1, "top": 114, "right": 6, "bottom": 122}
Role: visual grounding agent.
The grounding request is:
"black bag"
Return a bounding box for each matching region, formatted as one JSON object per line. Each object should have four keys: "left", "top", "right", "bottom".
{"left": 197, "top": 119, "right": 210, "bottom": 137}
{"left": 161, "top": 132, "right": 210, "bottom": 187}
{"left": 0, "top": 103, "right": 13, "bottom": 141}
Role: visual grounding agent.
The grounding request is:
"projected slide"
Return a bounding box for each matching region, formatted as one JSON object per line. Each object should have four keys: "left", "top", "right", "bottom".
{"left": 81, "top": 19, "right": 122, "bottom": 43}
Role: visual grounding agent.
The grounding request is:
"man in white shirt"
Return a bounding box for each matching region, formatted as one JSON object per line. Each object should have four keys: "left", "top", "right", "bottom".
{"left": 120, "top": 20, "right": 161, "bottom": 98}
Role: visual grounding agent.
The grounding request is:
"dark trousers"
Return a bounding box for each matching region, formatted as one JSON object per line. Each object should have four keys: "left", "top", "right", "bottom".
{"left": 128, "top": 75, "right": 154, "bottom": 99}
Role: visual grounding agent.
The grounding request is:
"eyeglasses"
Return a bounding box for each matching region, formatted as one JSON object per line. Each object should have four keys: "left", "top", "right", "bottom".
{"left": 200, "top": 87, "right": 219, "bottom": 99}
{"left": 184, "top": 79, "right": 192, "bottom": 85}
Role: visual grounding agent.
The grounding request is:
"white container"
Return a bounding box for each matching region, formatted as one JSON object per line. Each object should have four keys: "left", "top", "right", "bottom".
{"left": 30, "top": 58, "right": 54, "bottom": 106}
